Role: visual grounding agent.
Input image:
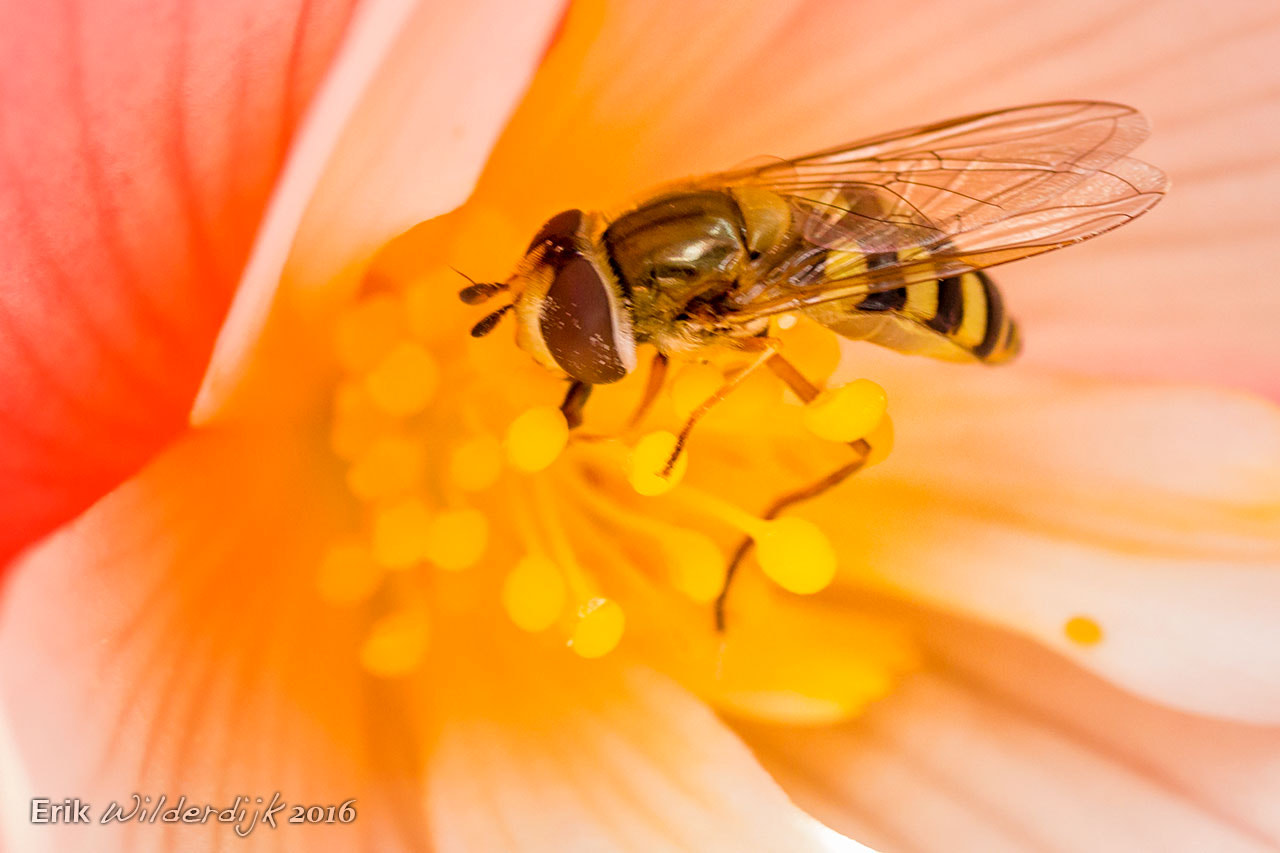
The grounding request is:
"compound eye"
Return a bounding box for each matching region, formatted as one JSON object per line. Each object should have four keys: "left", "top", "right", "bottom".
{"left": 539, "top": 256, "right": 634, "bottom": 384}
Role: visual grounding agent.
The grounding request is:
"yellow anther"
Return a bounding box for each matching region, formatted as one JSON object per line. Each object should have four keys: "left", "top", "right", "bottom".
{"left": 1065, "top": 615, "right": 1104, "bottom": 646}
{"left": 370, "top": 497, "right": 432, "bottom": 569}
{"left": 364, "top": 340, "right": 439, "bottom": 416}
{"left": 329, "top": 382, "right": 393, "bottom": 461}
{"left": 802, "top": 378, "right": 888, "bottom": 442}
{"left": 670, "top": 363, "right": 724, "bottom": 420}
{"left": 316, "top": 541, "right": 383, "bottom": 605}
{"left": 505, "top": 406, "right": 569, "bottom": 473}
{"left": 569, "top": 597, "right": 626, "bottom": 659}
{"left": 423, "top": 509, "right": 489, "bottom": 571}
{"left": 501, "top": 554, "right": 567, "bottom": 632}
{"left": 755, "top": 517, "right": 837, "bottom": 595}
{"left": 864, "top": 413, "right": 894, "bottom": 466}
{"left": 628, "top": 430, "right": 688, "bottom": 496}
{"left": 663, "top": 531, "right": 724, "bottom": 604}
{"left": 776, "top": 313, "right": 799, "bottom": 330}
{"left": 449, "top": 435, "right": 504, "bottom": 492}
{"left": 334, "top": 294, "right": 403, "bottom": 374}
{"left": 346, "top": 434, "right": 425, "bottom": 501}
{"left": 360, "top": 608, "right": 429, "bottom": 677}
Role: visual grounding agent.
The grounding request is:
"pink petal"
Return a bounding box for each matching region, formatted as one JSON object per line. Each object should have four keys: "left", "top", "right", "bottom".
{"left": 0, "top": 0, "right": 359, "bottom": 566}
{"left": 0, "top": 428, "right": 423, "bottom": 851}
{"left": 192, "top": 0, "right": 569, "bottom": 420}
{"left": 816, "top": 352, "right": 1280, "bottom": 722}
{"left": 427, "top": 658, "right": 867, "bottom": 852}
{"left": 739, "top": 616, "right": 1280, "bottom": 852}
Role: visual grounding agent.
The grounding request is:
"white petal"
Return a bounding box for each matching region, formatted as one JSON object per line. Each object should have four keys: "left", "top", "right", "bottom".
{"left": 818, "top": 353, "right": 1280, "bottom": 722}
{"left": 740, "top": 619, "right": 1280, "bottom": 853}
{"left": 428, "top": 662, "right": 866, "bottom": 852}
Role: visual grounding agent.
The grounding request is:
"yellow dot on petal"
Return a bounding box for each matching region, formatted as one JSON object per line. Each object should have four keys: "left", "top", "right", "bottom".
{"left": 864, "top": 413, "right": 894, "bottom": 466}
{"left": 569, "top": 598, "right": 626, "bottom": 659}
{"left": 360, "top": 609, "right": 429, "bottom": 677}
{"left": 502, "top": 555, "right": 567, "bottom": 632}
{"left": 664, "top": 532, "right": 724, "bottom": 603}
{"left": 670, "top": 363, "right": 723, "bottom": 420}
{"left": 346, "top": 434, "right": 425, "bottom": 501}
{"left": 755, "top": 517, "right": 837, "bottom": 594}
{"left": 423, "top": 509, "right": 489, "bottom": 571}
{"left": 334, "top": 294, "right": 403, "bottom": 374}
{"left": 449, "top": 435, "right": 503, "bottom": 492}
{"left": 802, "top": 378, "right": 888, "bottom": 442}
{"left": 628, "top": 430, "right": 688, "bottom": 496}
{"left": 505, "top": 406, "right": 569, "bottom": 473}
{"left": 364, "top": 341, "right": 439, "bottom": 416}
{"left": 1065, "top": 615, "right": 1104, "bottom": 646}
{"left": 316, "top": 541, "right": 383, "bottom": 605}
{"left": 370, "top": 497, "right": 432, "bottom": 569}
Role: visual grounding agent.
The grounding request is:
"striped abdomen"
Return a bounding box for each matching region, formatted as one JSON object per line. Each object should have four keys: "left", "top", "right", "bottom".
{"left": 803, "top": 252, "right": 1021, "bottom": 364}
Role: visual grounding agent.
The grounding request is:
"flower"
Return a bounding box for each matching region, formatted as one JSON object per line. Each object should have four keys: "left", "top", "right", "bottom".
{"left": 3, "top": 1, "right": 1280, "bottom": 852}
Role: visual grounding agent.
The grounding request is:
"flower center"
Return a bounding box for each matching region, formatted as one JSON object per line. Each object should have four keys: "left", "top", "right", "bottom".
{"left": 315, "top": 211, "right": 916, "bottom": 723}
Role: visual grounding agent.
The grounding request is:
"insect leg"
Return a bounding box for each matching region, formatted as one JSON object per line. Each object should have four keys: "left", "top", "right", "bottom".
{"left": 713, "top": 353, "right": 872, "bottom": 632}
{"left": 559, "top": 381, "right": 593, "bottom": 430}
{"left": 662, "top": 340, "right": 780, "bottom": 477}
{"left": 625, "top": 352, "right": 670, "bottom": 430}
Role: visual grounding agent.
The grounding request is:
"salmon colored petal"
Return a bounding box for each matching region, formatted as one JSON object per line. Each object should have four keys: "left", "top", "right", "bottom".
{"left": 478, "top": 0, "right": 1279, "bottom": 396}
{"left": 813, "top": 353, "right": 1280, "bottom": 722}
{"left": 427, "top": 657, "right": 870, "bottom": 852}
{"left": 192, "top": 0, "right": 569, "bottom": 422}
{"left": 0, "top": 429, "right": 425, "bottom": 851}
{"left": 0, "top": 0, "right": 359, "bottom": 566}
{"left": 738, "top": 616, "right": 1280, "bottom": 852}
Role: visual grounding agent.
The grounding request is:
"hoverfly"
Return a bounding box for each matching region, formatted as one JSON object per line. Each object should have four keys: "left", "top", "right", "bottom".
{"left": 462, "top": 101, "right": 1167, "bottom": 623}
{"left": 465, "top": 100, "right": 1165, "bottom": 400}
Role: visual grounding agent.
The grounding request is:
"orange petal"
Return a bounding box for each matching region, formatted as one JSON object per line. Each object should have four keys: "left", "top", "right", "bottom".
{"left": 0, "top": 428, "right": 425, "bottom": 850}
{"left": 193, "top": 0, "right": 569, "bottom": 421}
{"left": 0, "top": 0, "right": 359, "bottom": 566}
{"left": 740, "top": 616, "right": 1280, "bottom": 851}
{"left": 427, "top": 651, "right": 869, "bottom": 852}
{"left": 816, "top": 355, "right": 1280, "bottom": 722}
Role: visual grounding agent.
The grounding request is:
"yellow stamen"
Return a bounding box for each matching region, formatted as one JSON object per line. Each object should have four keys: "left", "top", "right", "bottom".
{"left": 864, "top": 413, "right": 894, "bottom": 467}
{"left": 346, "top": 434, "right": 425, "bottom": 501}
{"left": 316, "top": 541, "right": 383, "bottom": 605}
{"left": 364, "top": 340, "right": 439, "bottom": 416}
{"left": 370, "top": 497, "right": 432, "bottom": 569}
{"left": 776, "top": 313, "right": 799, "bottom": 330}
{"left": 628, "top": 430, "right": 688, "bottom": 496}
{"left": 677, "top": 486, "right": 837, "bottom": 595}
{"left": 501, "top": 554, "right": 567, "bottom": 632}
{"left": 663, "top": 531, "right": 724, "bottom": 603}
{"left": 802, "top": 378, "right": 888, "bottom": 442}
{"left": 449, "top": 435, "right": 503, "bottom": 492}
{"left": 423, "top": 509, "right": 489, "bottom": 571}
{"left": 334, "top": 294, "right": 403, "bottom": 374}
{"left": 360, "top": 608, "right": 429, "bottom": 677}
{"left": 569, "top": 597, "right": 626, "bottom": 659}
{"left": 1065, "top": 615, "right": 1104, "bottom": 646}
{"left": 505, "top": 406, "right": 569, "bottom": 472}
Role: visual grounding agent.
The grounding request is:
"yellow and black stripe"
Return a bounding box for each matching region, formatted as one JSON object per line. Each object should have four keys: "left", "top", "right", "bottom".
{"left": 804, "top": 249, "right": 1021, "bottom": 364}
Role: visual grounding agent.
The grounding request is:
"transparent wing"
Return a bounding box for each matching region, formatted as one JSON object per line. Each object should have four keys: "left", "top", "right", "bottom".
{"left": 680, "top": 101, "right": 1168, "bottom": 325}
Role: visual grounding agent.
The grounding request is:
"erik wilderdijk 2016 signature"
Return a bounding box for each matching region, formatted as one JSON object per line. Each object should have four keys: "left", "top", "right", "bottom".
{"left": 30, "top": 794, "right": 357, "bottom": 838}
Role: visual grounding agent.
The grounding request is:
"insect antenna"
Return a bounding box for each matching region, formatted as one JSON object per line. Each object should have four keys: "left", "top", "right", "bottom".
{"left": 470, "top": 303, "right": 513, "bottom": 337}
{"left": 453, "top": 267, "right": 508, "bottom": 304}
